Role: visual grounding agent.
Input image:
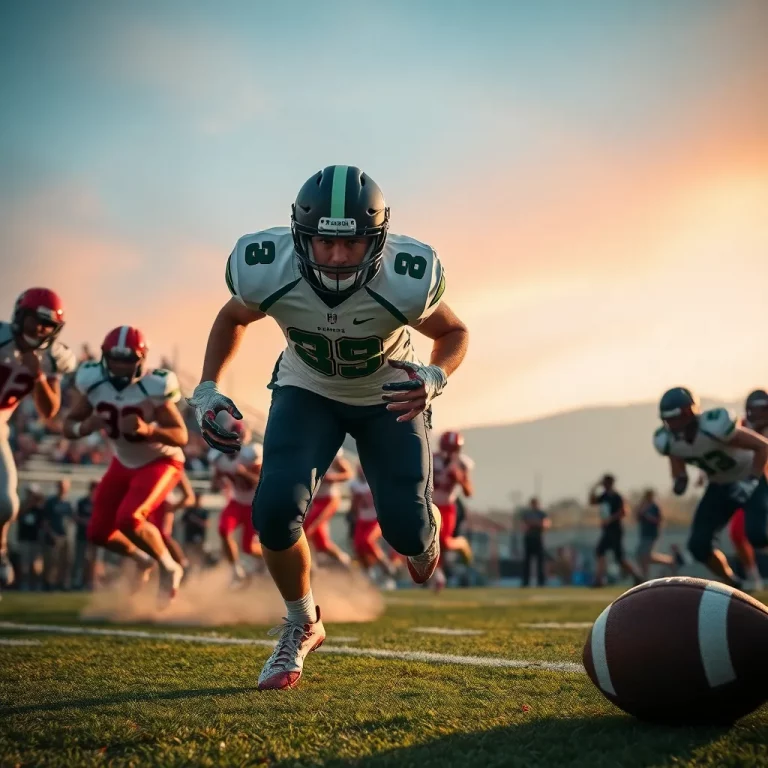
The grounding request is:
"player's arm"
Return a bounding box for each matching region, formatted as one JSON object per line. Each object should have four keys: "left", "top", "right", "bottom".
{"left": 62, "top": 392, "right": 104, "bottom": 439}
{"left": 235, "top": 460, "right": 262, "bottom": 485}
{"left": 588, "top": 482, "right": 602, "bottom": 505}
{"left": 728, "top": 426, "right": 768, "bottom": 477}
{"left": 669, "top": 457, "right": 689, "bottom": 495}
{"left": 459, "top": 464, "right": 474, "bottom": 498}
{"left": 324, "top": 456, "right": 354, "bottom": 484}
{"left": 19, "top": 351, "right": 61, "bottom": 419}
{"left": 122, "top": 400, "right": 188, "bottom": 447}
{"left": 541, "top": 513, "right": 551, "bottom": 530}
{"left": 413, "top": 302, "right": 469, "bottom": 379}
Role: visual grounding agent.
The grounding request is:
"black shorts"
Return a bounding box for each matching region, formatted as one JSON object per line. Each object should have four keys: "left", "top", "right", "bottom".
{"left": 596, "top": 526, "right": 624, "bottom": 561}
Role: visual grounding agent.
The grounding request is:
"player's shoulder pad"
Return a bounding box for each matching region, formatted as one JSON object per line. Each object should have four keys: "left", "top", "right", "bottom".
{"left": 368, "top": 233, "right": 446, "bottom": 326}
{"left": 46, "top": 340, "right": 77, "bottom": 376}
{"left": 141, "top": 368, "right": 181, "bottom": 404}
{"left": 74, "top": 360, "right": 107, "bottom": 395}
{"left": 225, "top": 227, "right": 298, "bottom": 313}
{"left": 0, "top": 322, "right": 13, "bottom": 348}
{"left": 653, "top": 426, "right": 672, "bottom": 456}
{"left": 700, "top": 408, "right": 737, "bottom": 442}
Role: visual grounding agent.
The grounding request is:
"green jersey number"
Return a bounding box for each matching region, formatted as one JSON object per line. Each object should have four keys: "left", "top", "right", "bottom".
{"left": 244, "top": 241, "right": 276, "bottom": 265}
{"left": 287, "top": 329, "right": 383, "bottom": 378}
{"left": 394, "top": 252, "right": 427, "bottom": 279}
{"left": 687, "top": 450, "right": 738, "bottom": 476}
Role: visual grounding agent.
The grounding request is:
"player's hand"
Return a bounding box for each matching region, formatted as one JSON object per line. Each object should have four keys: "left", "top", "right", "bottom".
{"left": 82, "top": 412, "right": 108, "bottom": 435}
{"left": 187, "top": 381, "right": 242, "bottom": 454}
{"left": 730, "top": 476, "right": 760, "bottom": 504}
{"left": 382, "top": 360, "right": 447, "bottom": 423}
{"left": 673, "top": 474, "right": 689, "bottom": 496}
{"left": 19, "top": 350, "right": 42, "bottom": 378}
{"left": 120, "top": 413, "right": 152, "bottom": 437}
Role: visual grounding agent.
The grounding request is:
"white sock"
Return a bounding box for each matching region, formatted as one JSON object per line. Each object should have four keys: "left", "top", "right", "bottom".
{"left": 286, "top": 589, "right": 316, "bottom": 625}
{"left": 233, "top": 562, "right": 246, "bottom": 580}
{"left": 130, "top": 550, "right": 153, "bottom": 566}
{"left": 158, "top": 551, "right": 178, "bottom": 571}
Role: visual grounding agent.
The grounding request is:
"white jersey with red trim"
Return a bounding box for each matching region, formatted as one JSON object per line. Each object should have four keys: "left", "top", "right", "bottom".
{"left": 0, "top": 322, "right": 76, "bottom": 425}
{"left": 350, "top": 478, "right": 377, "bottom": 522}
{"left": 315, "top": 448, "right": 347, "bottom": 500}
{"left": 74, "top": 361, "right": 184, "bottom": 469}
{"left": 432, "top": 452, "right": 474, "bottom": 506}
{"left": 213, "top": 442, "right": 263, "bottom": 505}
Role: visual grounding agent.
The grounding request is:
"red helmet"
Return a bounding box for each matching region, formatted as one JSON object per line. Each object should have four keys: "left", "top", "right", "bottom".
{"left": 12, "top": 287, "right": 66, "bottom": 349}
{"left": 439, "top": 431, "right": 464, "bottom": 453}
{"left": 101, "top": 326, "right": 148, "bottom": 390}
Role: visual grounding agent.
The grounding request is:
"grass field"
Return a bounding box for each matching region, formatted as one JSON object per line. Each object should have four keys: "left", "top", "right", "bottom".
{"left": 1, "top": 586, "right": 767, "bottom": 767}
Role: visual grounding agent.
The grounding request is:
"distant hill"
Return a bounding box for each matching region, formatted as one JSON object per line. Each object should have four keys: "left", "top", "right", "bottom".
{"left": 462, "top": 398, "right": 739, "bottom": 510}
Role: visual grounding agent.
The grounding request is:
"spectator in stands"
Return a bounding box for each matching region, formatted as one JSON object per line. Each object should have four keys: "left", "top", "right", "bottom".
{"left": 72, "top": 481, "right": 99, "bottom": 590}
{"left": 16, "top": 484, "right": 45, "bottom": 591}
{"left": 520, "top": 497, "right": 550, "bottom": 587}
{"left": 42, "top": 479, "right": 74, "bottom": 591}
{"left": 182, "top": 492, "right": 209, "bottom": 570}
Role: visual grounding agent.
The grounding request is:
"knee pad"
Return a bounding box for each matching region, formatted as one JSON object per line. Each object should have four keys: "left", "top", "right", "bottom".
{"left": 378, "top": 500, "right": 433, "bottom": 558}
{"left": 252, "top": 475, "right": 309, "bottom": 552}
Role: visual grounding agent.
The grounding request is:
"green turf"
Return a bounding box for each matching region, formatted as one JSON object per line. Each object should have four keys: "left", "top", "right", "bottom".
{"left": 1, "top": 588, "right": 767, "bottom": 767}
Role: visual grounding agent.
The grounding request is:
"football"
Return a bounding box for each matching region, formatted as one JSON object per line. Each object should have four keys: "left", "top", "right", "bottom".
{"left": 583, "top": 577, "right": 768, "bottom": 725}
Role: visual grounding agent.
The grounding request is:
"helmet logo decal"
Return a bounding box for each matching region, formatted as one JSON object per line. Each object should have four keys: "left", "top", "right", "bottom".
{"left": 317, "top": 217, "right": 357, "bottom": 235}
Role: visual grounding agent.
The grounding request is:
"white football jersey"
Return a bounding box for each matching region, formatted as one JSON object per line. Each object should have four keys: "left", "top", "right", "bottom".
{"left": 74, "top": 362, "right": 184, "bottom": 469}
{"left": 0, "top": 322, "right": 76, "bottom": 425}
{"left": 433, "top": 452, "right": 474, "bottom": 505}
{"left": 653, "top": 408, "right": 754, "bottom": 484}
{"left": 226, "top": 228, "right": 445, "bottom": 405}
{"left": 315, "top": 448, "right": 347, "bottom": 500}
{"left": 213, "top": 442, "right": 263, "bottom": 505}
{"left": 350, "top": 478, "right": 377, "bottom": 522}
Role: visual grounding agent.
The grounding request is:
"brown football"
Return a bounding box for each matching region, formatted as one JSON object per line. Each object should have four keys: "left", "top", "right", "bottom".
{"left": 583, "top": 577, "right": 768, "bottom": 725}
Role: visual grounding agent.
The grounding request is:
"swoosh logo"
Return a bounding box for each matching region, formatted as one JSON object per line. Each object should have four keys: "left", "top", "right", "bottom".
{"left": 353, "top": 317, "right": 374, "bottom": 325}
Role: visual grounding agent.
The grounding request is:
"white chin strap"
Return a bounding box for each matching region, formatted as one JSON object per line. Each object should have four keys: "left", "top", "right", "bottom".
{"left": 23, "top": 334, "right": 43, "bottom": 349}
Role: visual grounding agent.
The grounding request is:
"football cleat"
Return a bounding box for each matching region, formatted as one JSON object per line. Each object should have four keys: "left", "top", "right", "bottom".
{"left": 258, "top": 606, "right": 326, "bottom": 691}
{"left": 406, "top": 506, "right": 442, "bottom": 584}
{"left": 157, "top": 562, "right": 184, "bottom": 608}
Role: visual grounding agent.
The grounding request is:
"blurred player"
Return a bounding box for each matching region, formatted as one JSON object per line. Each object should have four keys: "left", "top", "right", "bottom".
{"left": 432, "top": 431, "right": 473, "bottom": 587}
{"left": 350, "top": 464, "right": 396, "bottom": 588}
{"left": 147, "top": 470, "right": 195, "bottom": 570}
{"left": 63, "top": 326, "right": 188, "bottom": 605}
{"left": 0, "top": 288, "right": 75, "bottom": 591}
{"left": 188, "top": 165, "right": 468, "bottom": 690}
{"left": 211, "top": 419, "right": 263, "bottom": 587}
{"left": 654, "top": 387, "right": 768, "bottom": 587}
{"left": 303, "top": 448, "right": 353, "bottom": 568}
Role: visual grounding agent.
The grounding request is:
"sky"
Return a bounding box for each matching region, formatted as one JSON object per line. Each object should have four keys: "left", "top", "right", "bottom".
{"left": 1, "top": 0, "right": 766, "bottom": 433}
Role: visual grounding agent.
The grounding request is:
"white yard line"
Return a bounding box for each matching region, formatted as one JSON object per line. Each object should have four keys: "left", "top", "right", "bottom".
{"left": 410, "top": 627, "right": 485, "bottom": 636}
{"left": 0, "top": 621, "right": 584, "bottom": 674}
{"left": 0, "top": 638, "right": 42, "bottom": 646}
{"left": 520, "top": 622, "right": 594, "bottom": 629}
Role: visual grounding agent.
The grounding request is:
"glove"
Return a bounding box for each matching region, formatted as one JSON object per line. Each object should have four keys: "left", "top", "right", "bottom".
{"left": 730, "top": 476, "right": 760, "bottom": 505}
{"left": 673, "top": 474, "right": 689, "bottom": 496}
{"left": 381, "top": 360, "right": 447, "bottom": 422}
{"left": 186, "top": 381, "right": 243, "bottom": 454}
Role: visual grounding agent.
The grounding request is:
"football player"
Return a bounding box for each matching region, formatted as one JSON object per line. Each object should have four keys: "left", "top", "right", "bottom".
{"left": 349, "top": 464, "right": 397, "bottom": 588}
{"left": 432, "top": 431, "right": 474, "bottom": 580}
{"left": 654, "top": 387, "right": 768, "bottom": 587}
{"left": 211, "top": 418, "right": 263, "bottom": 587}
{"left": 303, "top": 448, "right": 353, "bottom": 568}
{"left": 63, "top": 326, "right": 188, "bottom": 604}
{"left": 188, "top": 165, "right": 469, "bottom": 690}
{"left": 0, "top": 288, "right": 76, "bottom": 590}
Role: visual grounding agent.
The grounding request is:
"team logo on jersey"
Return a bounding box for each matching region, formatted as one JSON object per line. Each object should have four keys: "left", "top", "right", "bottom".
{"left": 327, "top": 313, "right": 338, "bottom": 325}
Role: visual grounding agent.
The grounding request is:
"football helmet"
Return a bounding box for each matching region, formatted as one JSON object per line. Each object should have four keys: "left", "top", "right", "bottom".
{"left": 291, "top": 165, "right": 389, "bottom": 295}
{"left": 746, "top": 389, "right": 768, "bottom": 431}
{"left": 12, "top": 287, "right": 66, "bottom": 350}
{"left": 439, "top": 430, "right": 464, "bottom": 454}
{"left": 659, "top": 387, "right": 700, "bottom": 439}
{"left": 101, "top": 326, "right": 148, "bottom": 391}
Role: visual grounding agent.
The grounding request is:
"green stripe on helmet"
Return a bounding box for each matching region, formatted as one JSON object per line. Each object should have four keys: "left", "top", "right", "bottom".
{"left": 330, "top": 165, "right": 348, "bottom": 218}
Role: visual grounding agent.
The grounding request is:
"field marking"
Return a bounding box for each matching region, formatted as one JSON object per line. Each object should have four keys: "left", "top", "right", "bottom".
{"left": 0, "top": 621, "right": 584, "bottom": 674}
{"left": 520, "top": 622, "right": 593, "bottom": 629}
{"left": 410, "top": 627, "right": 485, "bottom": 636}
{"left": 0, "top": 638, "right": 42, "bottom": 646}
